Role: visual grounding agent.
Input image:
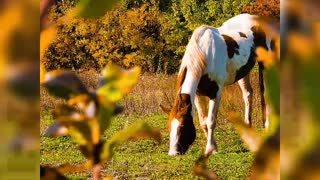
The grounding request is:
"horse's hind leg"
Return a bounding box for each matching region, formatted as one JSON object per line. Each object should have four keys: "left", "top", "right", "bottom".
{"left": 205, "top": 87, "right": 222, "bottom": 156}
{"left": 238, "top": 74, "right": 253, "bottom": 127}
{"left": 195, "top": 94, "right": 208, "bottom": 138}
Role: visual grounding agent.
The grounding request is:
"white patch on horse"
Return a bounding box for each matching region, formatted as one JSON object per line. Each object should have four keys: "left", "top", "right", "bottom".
{"left": 219, "top": 13, "right": 259, "bottom": 31}
{"left": 217, "top": 29, "right": 255, "bottom": 84}
{"left": 168, "top": 119, "right": 180, "bottom": 156}
{"left": 199, "top": 28, "right": 228, "bottom": 85}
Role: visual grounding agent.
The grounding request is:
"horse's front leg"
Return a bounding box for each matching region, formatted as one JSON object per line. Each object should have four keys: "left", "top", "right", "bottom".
{"left": 195, "top": 94, "right": 209, "bottom": 138}
{"left": 205, "top": 87, "right": 222, "bottom": 156}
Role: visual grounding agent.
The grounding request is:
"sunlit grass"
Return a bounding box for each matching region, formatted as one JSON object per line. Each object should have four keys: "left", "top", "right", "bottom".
{"left": 41, "top": 113, "right": 256, "bottom": 179}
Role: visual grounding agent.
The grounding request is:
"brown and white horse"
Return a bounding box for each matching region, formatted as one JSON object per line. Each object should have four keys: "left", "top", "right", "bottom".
{"left": 160, "top": 14, "right": 274, "bottom": 156}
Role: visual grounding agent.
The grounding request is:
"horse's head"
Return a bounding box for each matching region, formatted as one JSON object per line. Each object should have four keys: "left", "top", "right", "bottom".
{"left": 160, "top": 94, "right": 196, "bottom": 156}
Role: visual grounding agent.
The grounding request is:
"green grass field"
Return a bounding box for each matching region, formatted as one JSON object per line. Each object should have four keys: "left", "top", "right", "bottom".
{"left": 41, "top": 111, "right": 255, "bottom": 179}
{"left": 40, "top": 72, "right": 264, "bottom": 179}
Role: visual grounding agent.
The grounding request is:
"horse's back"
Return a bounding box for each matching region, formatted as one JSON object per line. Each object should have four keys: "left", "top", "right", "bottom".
{"left": 216, "top": 28, "right": 256, "bottom": 84}
{"left": 220, "top": 14, "right": 259, "bottom": 31}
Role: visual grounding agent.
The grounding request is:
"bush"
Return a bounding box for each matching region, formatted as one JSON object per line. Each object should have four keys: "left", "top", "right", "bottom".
{"left": 242, "top": 0, "right": 280, "bottom": 19}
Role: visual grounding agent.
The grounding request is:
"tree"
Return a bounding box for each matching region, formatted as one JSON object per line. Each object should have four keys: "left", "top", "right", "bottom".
{"left": 43, "top": 0, "right": 259, "bottom": 73}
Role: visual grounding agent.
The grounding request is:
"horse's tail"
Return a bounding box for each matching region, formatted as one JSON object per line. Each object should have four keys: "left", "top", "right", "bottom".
{"left": 258, "top": 61, "right": 266, "bottom": 127}
{"left": 179, "top": 26, "right": 209, "bottom": 80}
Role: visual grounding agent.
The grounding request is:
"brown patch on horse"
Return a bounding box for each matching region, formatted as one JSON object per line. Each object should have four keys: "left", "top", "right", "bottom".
{"left": 169, "top": 94, "right": 192, "bottom": 128}
{"left": 176, "top": 68, "right": 187, "bottom": 92}
{"left": 197, "top": 74, "right": 219, "bottom": 99}
{"left": 233, "top": 26, "right": 268, "bottom": 82}
{"left": 239, "top": 32, "right": 247, "bottom": 38}
{"left": 234, "top": 47, "right": 256, "bottom": 82}
{"left": 251, "top": 26, "right": 268, "bottom": 50}
{"left": 258, "top": 62, "right": 266, "bottom": 127}
{"left": 222, "top": 34, "right": 240, "bottom": 59}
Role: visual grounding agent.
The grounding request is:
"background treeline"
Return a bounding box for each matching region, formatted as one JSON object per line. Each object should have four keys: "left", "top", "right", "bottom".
{"left": 42, "top": 0, "right": 279, "bottom": 74}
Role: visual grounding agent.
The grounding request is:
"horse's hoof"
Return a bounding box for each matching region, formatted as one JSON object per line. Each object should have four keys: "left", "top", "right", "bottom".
{"left": 168, "top": 150, "right": 181, "bottom": 156}
{"left": 205, "top": 147, "right": 218, "bottom": 156}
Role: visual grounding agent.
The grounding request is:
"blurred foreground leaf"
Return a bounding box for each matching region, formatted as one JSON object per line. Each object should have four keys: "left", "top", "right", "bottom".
{"left": 43, "top": 70, "right": 88, "bottom": 99}
{"left": 44, "top": 121, "right": 68, "bottom": 136}
{"left": 265, "top": 65, "right": 280, "bottom": 115}
{"left": 41, "top": 64, "right": 162, "bottom": 178}
{"left": 57, "top": 161, "right": 92, "bottom": 174}
{"left": 228, "top": 112, "right": 262, "bottom": 152}
{"left": 40, "top": 26, "right": 57, "bottom": 61}
{"left": 97, "top": 65, "right": 141, "bottom": 102}
{"left": 193, "top": 155, "right": 218, "bottom": 180}
{"left": 40, "top": 166, "right": 67, "bottom": 180}
{"left": 250, "top": 126, "right": 280, "bottom": 180}
{"left": 101, "top": 122, "right": 161, "bottom": 161}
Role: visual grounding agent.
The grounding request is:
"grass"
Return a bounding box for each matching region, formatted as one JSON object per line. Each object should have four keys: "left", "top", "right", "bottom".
{"left": 41, "top": 112, "right": 254, "bottom": 179}
{"left": 40, "top": 70, "right": 264, "bottom": 179}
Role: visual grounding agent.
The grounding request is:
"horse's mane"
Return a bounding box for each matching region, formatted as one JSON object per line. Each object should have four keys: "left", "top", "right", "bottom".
{"left": 171, "top": 67, "right": 189, "bottom": 115}
{"left": 179, "top": 26, "right": 210, "bottom": 80}
{"left": 172, "top": 26, "right": 211, "bottom": 114}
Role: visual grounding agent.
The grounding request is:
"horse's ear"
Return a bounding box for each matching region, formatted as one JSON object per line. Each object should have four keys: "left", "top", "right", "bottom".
{"left": 160, "top": 104, "right": 171, "bottom": 115}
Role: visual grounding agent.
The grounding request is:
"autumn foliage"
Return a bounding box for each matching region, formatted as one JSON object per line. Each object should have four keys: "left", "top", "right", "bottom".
{"left": 42, "top": 0, "right": 262, "bottom": 73}
{"left": 242, "top": 0, "right": 280, "bottom": 20}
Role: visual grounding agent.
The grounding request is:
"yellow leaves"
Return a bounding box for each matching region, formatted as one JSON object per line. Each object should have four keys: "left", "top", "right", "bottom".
{"left": 98, "top": 65, "right": 141, "bottom": 102}
{"left": 253, "top": 17, "right": 280, "bottom": 69}
{"left": 40, "top": 63, "right": 46, "bottom": 83}
{"left": 0, "top": 2, "right": 23, "bottom": 79}
{"left": 256, "top": 47, "right": 275, "bottom": 69}
{"left": 123, "top": 53, "right": 144, "bottom": 67}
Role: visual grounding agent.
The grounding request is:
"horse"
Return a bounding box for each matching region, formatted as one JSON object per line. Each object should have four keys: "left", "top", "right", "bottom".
{"left": 160, "top": 14, "right": 274, "bottom": 156}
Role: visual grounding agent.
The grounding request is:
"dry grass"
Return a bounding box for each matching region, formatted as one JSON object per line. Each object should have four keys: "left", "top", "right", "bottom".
{"left": 41, "top": 69, "right": 264, "bottom": 128}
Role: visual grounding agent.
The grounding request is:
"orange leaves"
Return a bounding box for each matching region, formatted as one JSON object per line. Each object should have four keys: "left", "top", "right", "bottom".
{"left": 40, "top": 27, "right": 57, "bottom": 62}
{"left": 242, "top": 0, "right": 280, "bottom": 19}
{"left": 288, "top": 32, "right": 315, "bottom": 59}
{"left": 256, "top": 47, "right": 277, "bottom": 69}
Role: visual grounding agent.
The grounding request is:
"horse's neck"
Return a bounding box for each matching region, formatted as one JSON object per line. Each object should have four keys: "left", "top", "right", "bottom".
{"left": 179, "top": 70, "right": 199, "bottom": 117}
